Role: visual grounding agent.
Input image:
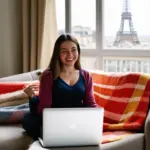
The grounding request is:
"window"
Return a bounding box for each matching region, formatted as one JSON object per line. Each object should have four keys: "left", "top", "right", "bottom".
{"left": 55, "top": 0, "right": 65, "bottom": 35}
{"left": 81, "top": 57, "right": 97, "bottom": 70}
{"left": 71, "top": 0, "right": 96, "bottom": 49}
{"left": 103, "top": 0, "right": 150, "bottom": 49}
{"left": 103, "top": 57, "right": 150, "bottom": 73}
{"left": 55, "top": 0, "right": 150, "bottom": 73}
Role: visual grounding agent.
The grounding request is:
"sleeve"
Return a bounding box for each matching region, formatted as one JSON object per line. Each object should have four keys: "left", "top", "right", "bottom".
{"left": 84, "top": 72, "right": 98, "bottom": 107}
{"left": 29, "top": 96, "right": 39, "bottom": 114}
{"left": 38, "top": 71, "right": 52, "bottom": 114}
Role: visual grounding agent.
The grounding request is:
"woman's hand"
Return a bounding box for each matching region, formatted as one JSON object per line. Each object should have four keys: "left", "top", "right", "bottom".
{"left": 23, "top": 84, "right": 39, "bottom": 98}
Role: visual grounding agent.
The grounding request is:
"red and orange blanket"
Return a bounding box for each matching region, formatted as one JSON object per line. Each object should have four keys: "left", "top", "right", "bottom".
{"left": 91, "top": 71, "right": 150, "bottom": 143}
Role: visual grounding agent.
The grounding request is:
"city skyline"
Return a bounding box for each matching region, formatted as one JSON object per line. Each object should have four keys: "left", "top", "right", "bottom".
{"left": 56, "top": 0, "right": 150, "bottom": 36}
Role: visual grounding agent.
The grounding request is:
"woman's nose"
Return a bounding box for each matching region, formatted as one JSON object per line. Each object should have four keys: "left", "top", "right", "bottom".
{"left": 68, "top": 51, "right": 73, "bottom": 56}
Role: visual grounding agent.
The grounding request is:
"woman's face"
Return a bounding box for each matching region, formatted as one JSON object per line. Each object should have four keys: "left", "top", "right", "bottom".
{"left": 59, "top": 41, "right": 79, "bottom": 67}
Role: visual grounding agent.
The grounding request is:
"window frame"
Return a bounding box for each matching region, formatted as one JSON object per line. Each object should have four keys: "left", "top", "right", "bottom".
{"left": 64, "top": 0, "right": 150, "bottom": 71}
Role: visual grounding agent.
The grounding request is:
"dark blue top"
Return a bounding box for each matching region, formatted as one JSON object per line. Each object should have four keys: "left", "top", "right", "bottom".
{"left": 29, "top": 72, "right": 86, "bottom": 114}
{"left": 52, "top": 72, "right": 86, "bottom": 108}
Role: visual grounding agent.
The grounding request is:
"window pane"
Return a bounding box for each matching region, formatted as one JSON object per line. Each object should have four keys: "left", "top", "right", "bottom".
{"left": 71, "top": 0, "right": 96, "bottom": 49}
{"left": 55, "top": 0, "right": 65, "bottom": 35}
{"left": 103, "top": 0, "right": 150, "bottom": 49}
{"left": 103, "top": 57, "right": 150, "bottom": 73}
{"left": 81, "top": 57, "right": 97, "bottom": 70}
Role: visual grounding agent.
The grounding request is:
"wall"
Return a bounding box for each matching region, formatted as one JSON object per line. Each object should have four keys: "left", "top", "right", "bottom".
{"left": 0, "top": 0, "right": 22, "bottom": 77}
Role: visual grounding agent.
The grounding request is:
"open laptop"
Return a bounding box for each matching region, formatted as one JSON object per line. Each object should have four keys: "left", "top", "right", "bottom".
{"left": 39, "top": 107, "right": 104, "bottom": 148}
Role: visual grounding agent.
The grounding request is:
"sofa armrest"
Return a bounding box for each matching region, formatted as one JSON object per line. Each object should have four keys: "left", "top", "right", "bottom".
{"left": 0, "top": 69, "right": 43, "bottom": 82}
{"left": 144, "top": 109, "right": 150, "bottom": 150}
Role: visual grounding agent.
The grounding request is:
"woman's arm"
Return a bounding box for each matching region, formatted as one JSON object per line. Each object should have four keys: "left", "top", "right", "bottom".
{"left": 84, "top": 71, "right": 98, "bottom": 107}
{"left": 38, "top": 70, "right": 53, "bottom": 114}
{"left": 23, "top": 85, "right": 39, "bottom": 114}
{"left": 29, "top": 96, "right": 39, "bottom": 114}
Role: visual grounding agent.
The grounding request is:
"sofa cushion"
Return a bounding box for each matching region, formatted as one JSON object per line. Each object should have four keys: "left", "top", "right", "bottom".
{"left": 0, "top": 125, "right": 33, "bottom": 150}
{"left": 101, "top": 133, "right": 144, "bottom": 150}
{"left": 28, "top": 134, "right": 144, "bottom": 150}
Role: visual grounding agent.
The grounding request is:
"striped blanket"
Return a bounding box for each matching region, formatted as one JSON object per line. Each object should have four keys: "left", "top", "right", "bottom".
{"left": 0, "top": 103, "right": 29, "bottom": 124}
{"left": 0, "top": 81, "right": 39, "bottom": 124}
{"left": 91, "top": 71, "right": 150, "bottom": 131}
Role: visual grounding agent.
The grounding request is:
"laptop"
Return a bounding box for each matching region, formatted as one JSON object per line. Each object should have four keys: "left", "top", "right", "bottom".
{"left": 39, "top": 107, "right": 104, "bottom": 148}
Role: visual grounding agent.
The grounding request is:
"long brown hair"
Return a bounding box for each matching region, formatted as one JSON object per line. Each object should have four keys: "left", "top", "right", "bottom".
{"left": 48, "top": 34, "right": 81, "bottom": 80}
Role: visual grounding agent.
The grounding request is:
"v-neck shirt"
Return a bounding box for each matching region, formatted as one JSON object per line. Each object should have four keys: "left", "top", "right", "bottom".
{"left": 52, "top": 71, "right": 85, "bottom": 108}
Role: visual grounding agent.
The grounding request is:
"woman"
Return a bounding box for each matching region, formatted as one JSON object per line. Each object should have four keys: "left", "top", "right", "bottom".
{"left": 23, "top": 34, "right": 97, "bottom": 140}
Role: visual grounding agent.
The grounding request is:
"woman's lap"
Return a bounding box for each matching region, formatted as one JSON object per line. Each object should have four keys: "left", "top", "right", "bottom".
{"left": 22, "top": 112, "right": 42, "bottom": 140}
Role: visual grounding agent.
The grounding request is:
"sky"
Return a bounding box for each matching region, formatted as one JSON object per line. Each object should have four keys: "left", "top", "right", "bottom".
{"left": 55, "top": 0, "right": 150, "bottom": 36}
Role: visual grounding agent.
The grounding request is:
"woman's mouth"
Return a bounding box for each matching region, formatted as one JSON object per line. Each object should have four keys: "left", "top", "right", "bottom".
{"left": 66, "top": 58, "right": 74, "bottom": 61}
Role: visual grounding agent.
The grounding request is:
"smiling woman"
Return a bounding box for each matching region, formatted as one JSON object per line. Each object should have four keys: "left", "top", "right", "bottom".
{"left": 49, "top": 34, "right": 81, "bottom": 79}
{"left": 59, "top": 41, "right": 79, "bottom": 68}
{"left": 22, "top": 33, "right": 97, "bottom": 140}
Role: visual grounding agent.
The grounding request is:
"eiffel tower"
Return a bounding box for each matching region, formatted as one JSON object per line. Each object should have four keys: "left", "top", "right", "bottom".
{"left": 113, "top": 0, "right": 140, "bottom": 46}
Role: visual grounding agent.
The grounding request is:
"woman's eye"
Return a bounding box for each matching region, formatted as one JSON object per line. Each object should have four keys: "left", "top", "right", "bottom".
{"left": 61, "top": 51, "right": 68, "bottom": 55}
{"left": 62, "top": 51, "right": 67, "bottom": 53}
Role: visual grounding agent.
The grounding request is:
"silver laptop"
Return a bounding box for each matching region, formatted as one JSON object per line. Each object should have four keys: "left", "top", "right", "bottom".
{"left": 39, "top": 107, "right": 104, "bottom": 148}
